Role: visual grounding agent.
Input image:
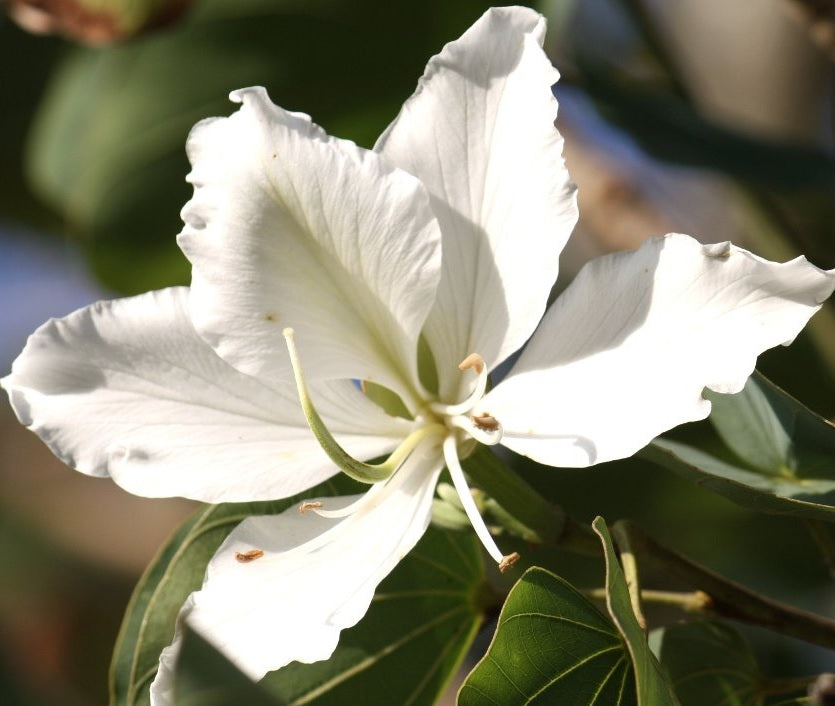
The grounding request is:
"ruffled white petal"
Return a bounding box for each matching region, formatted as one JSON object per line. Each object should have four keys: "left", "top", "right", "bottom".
{"left": 1, "top": 288, "right": 414, "bottom": 503}
{"left": 180, "top": 87, "right": 442, "bottom": 407}
{"left": 149, "top": 449, "right": 443, "bottom": 703}
{"left": 485, "top": 234, "right": 835, "bottom": 467}
{"left": 375, "top": 7, "right": 578, "bottom": 399}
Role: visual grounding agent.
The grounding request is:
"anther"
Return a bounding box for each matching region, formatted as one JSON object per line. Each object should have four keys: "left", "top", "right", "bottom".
{"left": 498, "top": 552, "right": 520, "bottom": 573}
{"left": 235, "top": 549, "right": 265, "bottom": 563}
{"left": 299, "top": 501, "right": 324, "bottom": 514}
{"left": 472, "top": 413, "right": 500, "bottom": 432}
{"left": 458, "top": 353, "right": 485, "bottom": 374}
{"left": 430, "top": 352, "right": 489, "bottom": 418}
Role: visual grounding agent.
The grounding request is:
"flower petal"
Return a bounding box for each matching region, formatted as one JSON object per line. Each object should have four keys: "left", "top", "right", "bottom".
{"left": 180, "top": 87, "right": 442, "bottom": 406}
{"left": 149, "top": 450, "right": 443, "bottom": 702}
{"left": 485, "top": 234, "right": 835, "bottom": 467}
{"left": 375, "top": 7, "right": 578, "bottom": 398}
{"left": 2, "top": 287, "right": 413, "bottom": 503}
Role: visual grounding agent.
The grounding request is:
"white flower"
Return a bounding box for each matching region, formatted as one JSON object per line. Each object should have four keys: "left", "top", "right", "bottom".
{"left": 3, "top": 6, "right": 834, "bottom": 703}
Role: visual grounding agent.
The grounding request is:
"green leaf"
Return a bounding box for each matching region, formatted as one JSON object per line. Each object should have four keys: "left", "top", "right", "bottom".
{"left": 707, "top": 373, "right": 835, "bottom": 480}
{"left": 459, "top": 566, "right": 637, "bottom": 705}
{"left": 643, "top": 439, "right": 835, "bottom": 522}
{"left": 651, "top": 620, "right": 761, "bottom": 706}
{"left": 109, "top": 476, "right": 359, "bottom": 706}
{"left": 642, "top": 374, "right": 835, "bottom": 522}
{"left": 261, "top": 527, "right": 485, "bottom": 705}
{"left": 592, "top": 517, "right": 680, "bottom": 706}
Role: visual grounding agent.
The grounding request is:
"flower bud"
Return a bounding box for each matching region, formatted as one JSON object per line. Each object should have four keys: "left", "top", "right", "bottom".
{"left": 6, "top": 0, "right": 192, "bottom": 44}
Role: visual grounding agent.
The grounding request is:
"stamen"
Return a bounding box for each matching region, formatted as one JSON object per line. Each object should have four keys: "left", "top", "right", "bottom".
{"left": 429, "top": 352, "right": 489, "bottom": 417}
{"left": 443, "top": 434, "right": 517, "bottom": 571}
{"left": 299, "top": 501, "right": 323, "bottom": 514}
{"left": 283, "top": 328, "right": 443, "bottom": 484}
{"left": 299, "top": 483, "right": 388, "bottom": 520}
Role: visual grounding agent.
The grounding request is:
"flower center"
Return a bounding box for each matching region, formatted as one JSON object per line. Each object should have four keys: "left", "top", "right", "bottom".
{"left": 282, "top": 328, "right": 518, "bottom": 573}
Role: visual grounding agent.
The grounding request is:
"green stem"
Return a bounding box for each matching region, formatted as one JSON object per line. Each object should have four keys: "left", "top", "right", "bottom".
{"left": 586, "top": 588, "right": 711, "bottom": 612}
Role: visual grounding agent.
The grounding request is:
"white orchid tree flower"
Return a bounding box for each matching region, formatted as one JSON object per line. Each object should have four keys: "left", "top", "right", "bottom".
{"left": 3, "top": 5, "right": 835, "bottom": 702}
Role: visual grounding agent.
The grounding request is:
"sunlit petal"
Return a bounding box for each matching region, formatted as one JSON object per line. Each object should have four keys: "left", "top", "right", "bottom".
{"left": 376, "top": 7, "right": 578, "bottom": 398}
{"left": 150, "top": 448, "right": 442, "bottom": 697}
{"left": 2, "top": 288, "right": 413, "bottom": 502}
{"left": 181, "top": 87, "right": 442, "bottom": 405}
{"left": 486, "top": 234, "right": 835, "bottom": 467}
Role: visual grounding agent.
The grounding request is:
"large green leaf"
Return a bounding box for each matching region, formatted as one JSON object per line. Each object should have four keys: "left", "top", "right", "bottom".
{"left": 643, "top": 373, "right": 835, "bottom": 522}
{"left": 109, "top": 476, "right": 359, "bottom": 706}
{"left": 260, "top": 526, "right": 485, "bottom": 705}
{"left": 592, "top": 517, "right": 679, "bottom": 706}
{"left": 651, "top": 620, "right": 761, "bottom": 706}
{"left": 459, "top": 566, "right": 637, "bottom": 705}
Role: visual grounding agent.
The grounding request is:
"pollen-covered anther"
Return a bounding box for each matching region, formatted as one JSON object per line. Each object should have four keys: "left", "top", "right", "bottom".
{"left": 472, "top": 413, "right": 500, "bottom": 432}
{"left": 235, "top": 549, "right": 265, "bottom": 563}
{"left": 458, "top": 353, "right": 485, "bottom": 374}
{"left": 299, "top": 501, "right": 324, "bottom": 514}
{"left": 498, "top": 552, "right": 520, "bottom": 573}
{"left": 431, "top": 352, "right": 490, "bottom": 418}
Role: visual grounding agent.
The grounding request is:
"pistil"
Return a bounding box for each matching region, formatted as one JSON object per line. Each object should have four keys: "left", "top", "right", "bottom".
{"left": 283, "top": 328, "right": 444, "bottom": 484}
